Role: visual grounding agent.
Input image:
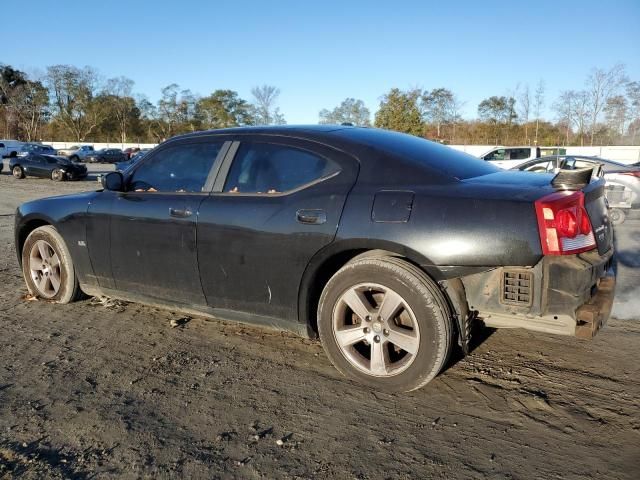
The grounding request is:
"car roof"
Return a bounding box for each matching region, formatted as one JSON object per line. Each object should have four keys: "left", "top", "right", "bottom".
{"left": 173, "top": 125, "right": 499, "bottom": 182}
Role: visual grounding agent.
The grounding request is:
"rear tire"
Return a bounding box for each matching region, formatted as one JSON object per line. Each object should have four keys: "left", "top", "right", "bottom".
{"left": 21, "top": 225, "right": 80, "bottom": 303}
{"left": 12, "top": 166, "right": 24, "bottom": 179}
{"left": 318, "top": 256, "right": 453, "bottom": 392}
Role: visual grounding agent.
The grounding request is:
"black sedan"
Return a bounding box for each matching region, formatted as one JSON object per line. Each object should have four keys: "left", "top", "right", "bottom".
{"left": 14, "top": 126, "right": 615, "bottom": 392}
{"left": 84, "top": 148, "right": 127, "bottom": 163}
{"left": 10, "top": 154, "right": 87, "bottom": 181}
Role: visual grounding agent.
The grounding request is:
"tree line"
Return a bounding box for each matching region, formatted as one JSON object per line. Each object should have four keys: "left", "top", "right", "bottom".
{"left": 1, "top": 62, "right": 638, "bottom": 146}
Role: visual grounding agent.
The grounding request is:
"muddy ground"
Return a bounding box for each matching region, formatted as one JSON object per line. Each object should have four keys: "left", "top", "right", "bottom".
{"left": 0, "top": 163, "right": 638, "bottom": 479}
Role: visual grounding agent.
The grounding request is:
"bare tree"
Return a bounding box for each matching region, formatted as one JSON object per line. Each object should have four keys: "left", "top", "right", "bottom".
{"left": 571, "top": 91, "right": 591, "bottom": 146}
{"left": 105, "top": 76, "right": 135, "bottom": 143}
{"left": 553, "top": 90, "right": 574, "bottom": 145}
{"left": 518, "top": 84, "right": 531, "bottom": 144}
{"left": 156, "top": 84, "right": 198, "bottom": 139}
{"left": 9, "top": 81, "right": 49, "bottom": 141}
{"left": 604, "top": 95, "right": 628, "bottom": 142}
{"left": 586, "top": 64, "right": 627, "bottom": 145}
{"left": 251, "top": 85, "right": 285, "bottom": 125}
{"left": 626, "top": 81, "right": 640, "bottom": 143}
{"left": 46, "top": 65, "right": 103, "bottom": 141}
{"left": 319, "top": 98, "right": 370, "bottom": 126}
{"left": 533, "top": 80, "right": 545, "bottom": 145}
{"left": 421, "top": 88, "right": 458, "bottom": 139}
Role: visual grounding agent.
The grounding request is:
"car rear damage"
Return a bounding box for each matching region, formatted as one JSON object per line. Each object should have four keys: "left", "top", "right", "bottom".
{"left": 448, "top": 167, "right": 615, "bottom": 342}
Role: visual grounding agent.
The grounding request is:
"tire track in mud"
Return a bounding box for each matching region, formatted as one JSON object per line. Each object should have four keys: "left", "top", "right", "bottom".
{"left": 1, "top": 174, "right": 639, "bottom": 478}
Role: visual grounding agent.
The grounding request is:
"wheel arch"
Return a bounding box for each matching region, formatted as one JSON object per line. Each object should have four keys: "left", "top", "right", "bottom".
{"left": 16, "top": 215, "right": 55, "bottom": 267}
{"left": 297, "top": 239, "right": 448, "bottom": 337}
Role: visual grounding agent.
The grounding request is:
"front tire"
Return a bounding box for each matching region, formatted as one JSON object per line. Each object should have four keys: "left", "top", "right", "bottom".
{"left": 12, "top": 166, "right": 25, "bottom": 179}
{"left": 318, "top": 256, "right": 453, "bottom": 392}
{"left": 51, "top": 168, "right": 65, "bottom": 181}
{"left": 22, "top": 226, "right": 79, "bottom": 303}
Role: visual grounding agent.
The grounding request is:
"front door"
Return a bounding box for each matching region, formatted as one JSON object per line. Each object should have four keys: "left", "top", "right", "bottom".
{"left": 197, "top": 138, "right": 359, "bottom": 323}
{"left": 106, "top": 140, "right": 226, "bottom": 304}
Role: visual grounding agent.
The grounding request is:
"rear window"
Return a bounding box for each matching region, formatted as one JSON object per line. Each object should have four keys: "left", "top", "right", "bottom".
{"left": 335, "top": 128, "right": 499, "bottom": 180}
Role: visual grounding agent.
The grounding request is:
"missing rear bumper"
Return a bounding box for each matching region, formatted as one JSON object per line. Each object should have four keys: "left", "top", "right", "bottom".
{"left": 574, "top": 274, "right": 615, "bottom": 338}
{"left": 459, "top": 249, "right": 615, "bottom": 338}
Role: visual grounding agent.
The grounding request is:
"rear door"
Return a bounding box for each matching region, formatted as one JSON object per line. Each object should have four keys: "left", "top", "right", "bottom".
{"left": 197, "top": 137, "right": 359, "bottom": 322}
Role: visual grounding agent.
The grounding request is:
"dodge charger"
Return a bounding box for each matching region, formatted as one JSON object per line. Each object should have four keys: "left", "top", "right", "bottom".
{"left": 14, "top": 126, "right": 616, "bottom": 392}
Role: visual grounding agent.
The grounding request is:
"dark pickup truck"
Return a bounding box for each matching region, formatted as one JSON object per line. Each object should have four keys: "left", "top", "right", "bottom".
{"left": 13, "top": 126, "right": 615, "bottom": 392}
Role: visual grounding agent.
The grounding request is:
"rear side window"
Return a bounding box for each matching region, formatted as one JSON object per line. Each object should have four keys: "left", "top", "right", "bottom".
{"left": 129, "top": 142, "right": 222, "bottom": 193}
{"left": 508, "top": 148, "right": 531, "bottom": 160}
{"left": 224, "top": 143, "right": 339, "bottom": 194}
{"left": 523, "top": 160, "right": 554, "bottom": 172}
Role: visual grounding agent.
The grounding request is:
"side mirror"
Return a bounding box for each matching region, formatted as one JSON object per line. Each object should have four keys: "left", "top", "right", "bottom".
{"left": 101, "top": 171, "right": 124, "bottom": 191}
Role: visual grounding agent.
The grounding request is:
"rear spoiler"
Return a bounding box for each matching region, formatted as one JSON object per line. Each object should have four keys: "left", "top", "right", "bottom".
{"left": 551, "top": 165, "right": 603, "bottom": 190}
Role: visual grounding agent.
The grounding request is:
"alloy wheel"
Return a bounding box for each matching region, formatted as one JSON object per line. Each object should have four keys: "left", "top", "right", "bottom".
{"left": 332, "top": 283, "right": 420, "bottom": 377}
{"left": 28, "top": 239, "right": 62, "bottom": 298}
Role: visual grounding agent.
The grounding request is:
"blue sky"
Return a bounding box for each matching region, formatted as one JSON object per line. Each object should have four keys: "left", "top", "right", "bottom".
{"left": 3, "top": 0, "right": 639, "bottom": 123}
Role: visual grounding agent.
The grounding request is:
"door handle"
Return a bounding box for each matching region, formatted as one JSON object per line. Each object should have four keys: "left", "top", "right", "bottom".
{"left": 169, "top": 207, "right": 193, "bottom": 218}
{"left": 296, "top": 209, "right": 327, "bottom": 225}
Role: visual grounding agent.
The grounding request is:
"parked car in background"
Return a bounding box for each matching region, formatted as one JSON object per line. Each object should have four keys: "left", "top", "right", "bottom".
{"left": 85, "top": 148, "right": 127, "bottom": 163}
{"left": 123, "top": 147, "right": 141, "bottom": 159}
{"left": 115, "top": 149, "right": 150, "bottom": 172}
{"left": 10, "top": 154, "right": 88, "bottom": 181}
{"left": 0, "top": 140, "right": 24, "bottom": 158}
{"left": 480, "top": 146, "right": 567, "bottom": 169}
{"left": 57, "top": 145, "right": 95, "bottom": 162}
{"left": 14, "top": 126, "right": 615, "bottom": 392}
{"left": 515, "top": 155, "right": 640, "bottom": 224}
{"left": 16, "top": 143, "right": 57, "bottom": 157}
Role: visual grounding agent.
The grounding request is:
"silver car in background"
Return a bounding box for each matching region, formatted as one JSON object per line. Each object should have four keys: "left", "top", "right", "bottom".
{"left": 515, "top": 155, "right": 640, "bottom": 225}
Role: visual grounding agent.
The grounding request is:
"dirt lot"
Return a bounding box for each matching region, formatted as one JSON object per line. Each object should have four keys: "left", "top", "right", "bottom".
{"left": 0, "top": 163, "right": 638, "bottom": 479}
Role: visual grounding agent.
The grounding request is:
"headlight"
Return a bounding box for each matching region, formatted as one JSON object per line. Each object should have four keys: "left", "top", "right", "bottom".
{"left": 17, "top": 152, "right": 28, "bottom": 157}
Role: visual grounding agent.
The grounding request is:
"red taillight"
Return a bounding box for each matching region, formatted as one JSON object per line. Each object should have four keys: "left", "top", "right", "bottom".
{"left": 534, "top": 191, "right": 596, "bottom": 255}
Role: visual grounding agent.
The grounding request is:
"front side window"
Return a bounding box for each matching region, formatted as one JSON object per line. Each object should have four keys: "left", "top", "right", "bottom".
{"left": 484, "top": 149, "right": 505, "bottom": 161}
{"left": 224, "top": 143, "right": 339, "bottom": 194}
{"left": 129, "top": 142, "right": 222, "bottom": 193}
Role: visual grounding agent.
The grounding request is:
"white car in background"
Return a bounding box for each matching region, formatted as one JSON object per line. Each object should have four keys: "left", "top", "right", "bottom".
{"left": 480, "top": 146, "right": 566, "bottom": 169}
